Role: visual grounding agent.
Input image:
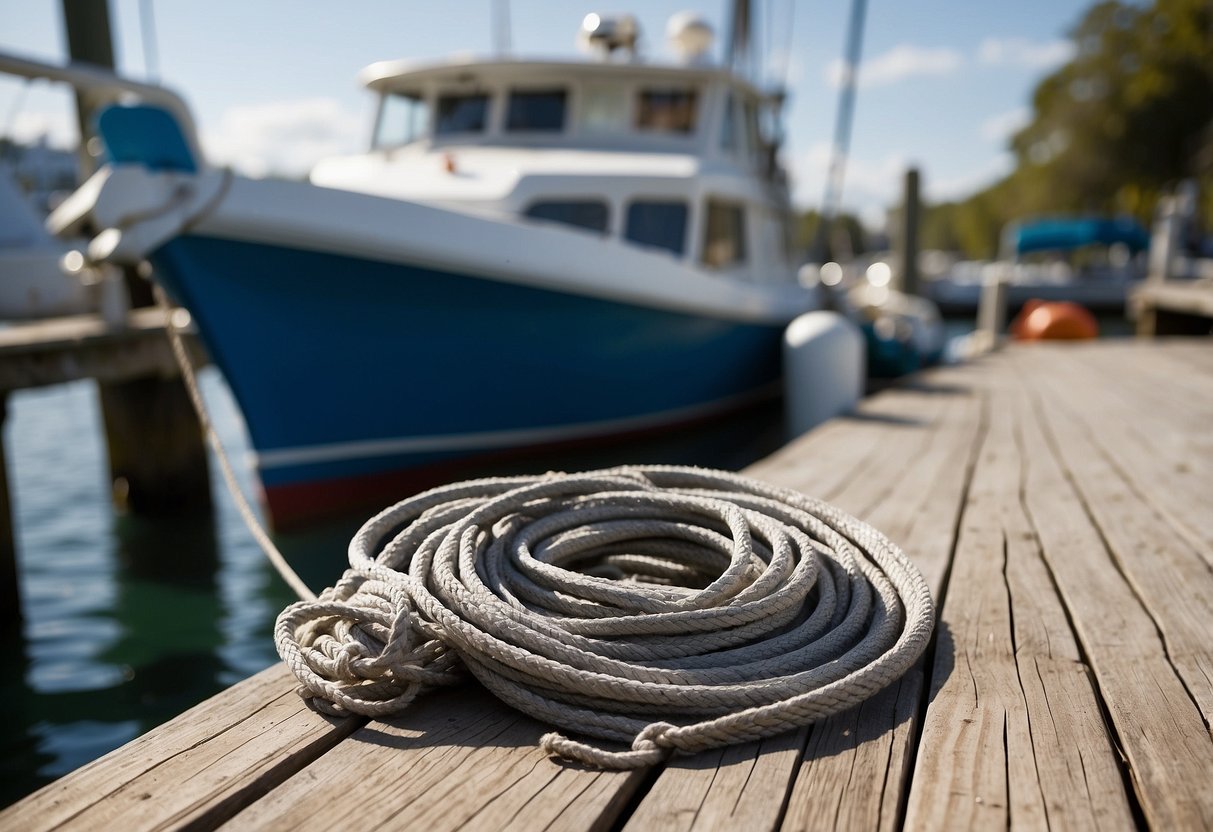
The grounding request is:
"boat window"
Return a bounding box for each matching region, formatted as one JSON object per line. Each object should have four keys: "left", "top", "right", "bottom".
{"left": 635, "top": 89, "right": 698, "bottom": 134}
{"left": 625, "top": 201, "right": 688, "bottom": 255}
{"left": 720, "top": 93, "right": 737, "bottom": 151}
{"left": 743, "top": 98, "right": 762, "bottom": 161}
{"left": 507, "top": 90, "right": 567, "bottom": 131}
{"left": 524, "top": 200, "right": 609, "bottom": 233}
{"left": 702, "top": 200, "right": 747, "bottom": 268}
{"left": 579, "top": 85, "right": 628, "bottom": 133}
{"left": 375, "top": 93, "right": 429, "bottom": 148}
{"left": 435, "top": 93, "right": 489, "bottom": 135}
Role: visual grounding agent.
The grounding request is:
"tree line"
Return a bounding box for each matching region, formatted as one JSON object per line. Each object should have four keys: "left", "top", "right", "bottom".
{"left": 918, "top": 0, "right": 1210, "bottom": 259}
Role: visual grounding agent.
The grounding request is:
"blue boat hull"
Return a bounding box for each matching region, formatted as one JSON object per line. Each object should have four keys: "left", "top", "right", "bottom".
{"left": 151, "top": 235, "right": 786, "bottom": 527}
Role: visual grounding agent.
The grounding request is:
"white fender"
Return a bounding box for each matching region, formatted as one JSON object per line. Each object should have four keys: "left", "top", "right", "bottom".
{"left": 783, "top": 311, "right": 865, "bottom": 437}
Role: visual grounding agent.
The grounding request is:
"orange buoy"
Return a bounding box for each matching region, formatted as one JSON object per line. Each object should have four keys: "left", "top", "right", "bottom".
{"left": 1011, "top": 300, "right": 1099, "bottom": 341}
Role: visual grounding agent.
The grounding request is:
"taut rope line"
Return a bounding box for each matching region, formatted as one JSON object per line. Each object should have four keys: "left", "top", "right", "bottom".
{"left": 159, "top": 292, "right": 934, "bottom": 769}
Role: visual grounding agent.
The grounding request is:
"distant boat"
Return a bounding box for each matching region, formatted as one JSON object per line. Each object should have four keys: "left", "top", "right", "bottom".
{"left": 0, "top": 161, "right": 94, "bottom": 320}
{"left": 925, "top": 216, "right": 1150, "bottom": 315}
{"left": 40, "top": 12, "right": 823, "bottom": 529}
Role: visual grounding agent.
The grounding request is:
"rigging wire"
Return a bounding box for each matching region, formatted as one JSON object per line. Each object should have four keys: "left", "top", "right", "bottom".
{"left": 813, "top": 0, "right": 868, "bottom": 261}
{"left": 139, "top": 0, "right": 160, "bottom": 83}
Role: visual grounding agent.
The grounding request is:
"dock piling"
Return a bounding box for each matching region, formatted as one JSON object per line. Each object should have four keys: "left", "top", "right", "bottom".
{"left": 0, "top": 394, "right": 19, "bottom": 631}
{"left": 98, "top": 374, "right": 212, "bottom": 516}
{"left": 895, "top": 167, "right": 921, "bottom": 296}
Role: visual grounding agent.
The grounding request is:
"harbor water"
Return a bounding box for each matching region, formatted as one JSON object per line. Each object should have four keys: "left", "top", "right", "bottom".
{"left": 0, "top": 369, "right": 358, "bottom": 807}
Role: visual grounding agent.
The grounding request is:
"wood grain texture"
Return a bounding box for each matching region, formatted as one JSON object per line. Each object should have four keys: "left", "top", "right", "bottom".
{"left": 221, "top": 685, "right": 642, "bottom": 832}
{"left": 0, "top": 664, "right": 360, "bottom": 831}
{"left": 903, "top": 367, "right": 1135, "bottom": 831}
{"left": 1009, "top": 348, "right": 1213, "bottom": 828}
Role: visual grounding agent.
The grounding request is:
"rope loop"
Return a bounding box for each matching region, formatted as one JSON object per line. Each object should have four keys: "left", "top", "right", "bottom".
{"left": 274, "top": 465, "right": 935, "bottom": 768}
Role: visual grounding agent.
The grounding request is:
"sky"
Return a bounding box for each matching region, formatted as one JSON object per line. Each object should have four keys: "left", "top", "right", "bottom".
{"left": 0, "top": 0, "right": 1096, "bottom": 227}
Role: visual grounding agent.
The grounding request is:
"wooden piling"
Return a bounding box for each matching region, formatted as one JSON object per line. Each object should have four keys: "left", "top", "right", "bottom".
{"left": 0, "top": 394, "right": 19, "bottom": 631}
{"left": 97, "top": 374, "right": 212, "bottom": 516}
{"left": 896, "top": 167, "right": 921, "bottom": 296}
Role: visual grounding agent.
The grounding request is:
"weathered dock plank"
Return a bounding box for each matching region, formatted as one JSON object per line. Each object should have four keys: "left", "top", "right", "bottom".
{"left": 1011, "top": 348, "right": 1213, "bottom": 829}
{"left": 0, "top": 308, "right": 204, "bottom": 392}
{"left": 221, "top": 685, "right": 642, "bottom": 832}
{"left": 1029, "top": 345, "right": 1213, "bottom": 562}
{"left": 903, "top": 372, "right": 1134, "bottom": 831}
{"left": 0, "top": 664, "right": 360, "bottom": 831}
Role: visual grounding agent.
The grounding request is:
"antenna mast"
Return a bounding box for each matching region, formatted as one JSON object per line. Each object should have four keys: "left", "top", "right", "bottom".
{"left": 492, "top": 0, "right": 512, "bottom": 57}
{"left": 813, "top": 0, "right": 868, "bottom": 261}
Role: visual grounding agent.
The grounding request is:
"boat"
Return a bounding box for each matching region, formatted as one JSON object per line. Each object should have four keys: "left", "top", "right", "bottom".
{"left": 0, "top": 159, "right": 95, "bottom": 320}
{"left": 34, "top": 12, "right": 820, "bottom": 529}
{"left": 809, "top": 259, "right": 945, "bottom": 379}
{"left": 924, "top": 216, "right": 1150, "bottom": 315}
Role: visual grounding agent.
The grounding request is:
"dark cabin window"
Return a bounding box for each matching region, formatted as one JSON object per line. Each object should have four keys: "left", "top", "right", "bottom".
{"left": 719, "top": 93, "right": 737, "bottom": 150}
{"left": 524, "top": 200, "right": 608, "bottom": 233}
{"left": 435, "top": 93, "right": 488, "bottom": 134}
{"left": 625, "top": 201, "right": 688, "bottom": 255}
{"left": 702, "top": 201, "right": 747, "bottom": 268}
{"left": 507, "top": 90, "right": 567, "bottom": 131}
{"left": 636, "top": 89, "right": 698, "bottom": 133}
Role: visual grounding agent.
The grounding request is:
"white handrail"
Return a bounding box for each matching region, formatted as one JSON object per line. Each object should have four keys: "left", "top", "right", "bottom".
{"left": 0, "top": 49, "right": 203, "bottom": 165}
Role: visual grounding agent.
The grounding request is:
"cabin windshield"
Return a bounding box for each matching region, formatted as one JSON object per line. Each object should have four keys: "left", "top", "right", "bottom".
{"left": 435, "top": 93, "right": 489, "bottom": 135}
{"left": 375, "top": 92, "right": 429, "bottom": 148}
{"left": 506, "top": 90, "right": 567, "bottom": 131}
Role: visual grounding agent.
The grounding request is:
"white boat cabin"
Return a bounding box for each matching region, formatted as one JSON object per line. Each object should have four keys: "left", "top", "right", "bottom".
{"left": 310, "top": 55, "right": 798, "bottom": 284}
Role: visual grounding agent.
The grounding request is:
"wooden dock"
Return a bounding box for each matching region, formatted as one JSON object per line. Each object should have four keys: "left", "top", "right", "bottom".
{"left": 0, "top": 308, "right": 211, "bottom": 630}
{"left": 2, "top": 339, "right": 1211, "bottom": 830}
{"left": 1131, "top": 278, "right": 1213, "bottom": 337}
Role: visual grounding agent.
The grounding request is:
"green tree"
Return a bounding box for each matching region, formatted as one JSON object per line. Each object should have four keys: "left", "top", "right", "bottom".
{"left": 927, "top": 0, "right": 1213, "bottom": 259}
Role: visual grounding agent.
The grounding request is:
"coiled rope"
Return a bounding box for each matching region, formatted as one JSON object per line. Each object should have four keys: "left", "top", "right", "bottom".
{"left": 157, "top": 281, "right": 933, "bottom": 770}
{"left": 273, "top": 466, "right": 935, "bottom": 769}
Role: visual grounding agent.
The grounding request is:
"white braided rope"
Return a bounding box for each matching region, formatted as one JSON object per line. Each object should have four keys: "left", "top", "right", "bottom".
{"left": 274, "top": 465, "right": 934, "bottom": 769}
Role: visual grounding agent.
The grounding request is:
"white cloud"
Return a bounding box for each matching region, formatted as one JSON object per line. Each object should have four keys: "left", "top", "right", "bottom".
{"left": 978, "top": 38, "right": 1074, "bottom": 70}
{"left": 201, "top": 98, "right": 364, "bottom": 178}
{"left": 788, "top": 141, "right": 910, "bottom": 227}
{"left": 979, "top": 107, "right": 1030, "bottom": 143}
{"left": 826, "top": 44, "right": 964, "bottom": 90}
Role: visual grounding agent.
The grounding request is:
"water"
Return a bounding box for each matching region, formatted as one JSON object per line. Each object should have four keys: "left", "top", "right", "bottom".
{"left": 0, "top": 369, "right": 355, "bottom": 808}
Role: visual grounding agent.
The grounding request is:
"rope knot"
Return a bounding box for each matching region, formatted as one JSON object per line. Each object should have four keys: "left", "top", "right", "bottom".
{"left": 538, "top": 727, "right": 673, "bottom": 770}
{"left": 632, "top": 721, "right": 676, "bottom": 752}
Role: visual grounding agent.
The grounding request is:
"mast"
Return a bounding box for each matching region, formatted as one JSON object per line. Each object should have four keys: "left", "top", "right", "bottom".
{"left": 813, "top": 0, "right": 868, "bottom": 261}
{"left": 724, "top": 0, "right": 752, "bottom": 81}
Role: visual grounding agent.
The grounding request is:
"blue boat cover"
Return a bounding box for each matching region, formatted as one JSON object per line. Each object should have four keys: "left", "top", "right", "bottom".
{"left": 95, "top": 104, "right": 198, "bottom": 173}
{"left": 1008, "top": 217, "right": 1149, "bottom": 256}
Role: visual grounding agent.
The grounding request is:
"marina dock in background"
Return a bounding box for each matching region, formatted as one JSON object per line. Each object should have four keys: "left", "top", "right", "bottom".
{"left": 0, "top": 308, "right": 209, "bottom": 630}
{"left": 3, "top": 337, "right": 1210, "bottom": 830}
